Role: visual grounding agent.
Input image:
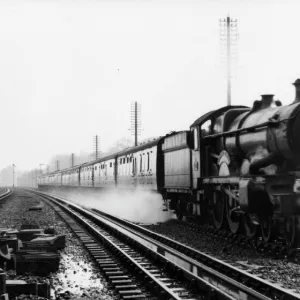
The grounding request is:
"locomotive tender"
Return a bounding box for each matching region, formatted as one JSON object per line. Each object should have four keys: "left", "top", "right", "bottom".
{"left": 38, "top": 79, "right": 300, "bottom": 247}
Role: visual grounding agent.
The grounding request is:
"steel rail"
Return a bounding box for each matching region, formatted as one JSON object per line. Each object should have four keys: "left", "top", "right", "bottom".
{"left": 90, "top": 208, "right": 300, "bottom": 300}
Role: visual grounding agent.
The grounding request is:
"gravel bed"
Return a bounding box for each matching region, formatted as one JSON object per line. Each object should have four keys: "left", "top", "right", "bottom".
{"left": 143, "top": 220, "right": 300, "bottom": 293}
{"left": 0, "top": 189, "right": 117, "bottom": 300}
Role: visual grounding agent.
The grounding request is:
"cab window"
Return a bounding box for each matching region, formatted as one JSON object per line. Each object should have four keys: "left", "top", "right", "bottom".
{"left": 201, "top": 120, "right": 211, "bottom": 137}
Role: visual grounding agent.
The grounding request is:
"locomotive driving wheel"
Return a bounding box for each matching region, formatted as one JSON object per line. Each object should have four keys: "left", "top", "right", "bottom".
{"left": 225, "top": 189, "right": 240, "bottom": 234}
{"left": 284, "top": 216, "right": 300, "bottom": 247}
{"left": 211, "top": 189, "right": 225, "bottom": 230}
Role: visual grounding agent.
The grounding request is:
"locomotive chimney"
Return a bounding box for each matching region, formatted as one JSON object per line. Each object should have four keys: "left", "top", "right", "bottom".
{"left": 260, "top": 94, "right": 274, "bottom": 109}
{"left": 293, "top": 79, "right": 300, "bottom": 103}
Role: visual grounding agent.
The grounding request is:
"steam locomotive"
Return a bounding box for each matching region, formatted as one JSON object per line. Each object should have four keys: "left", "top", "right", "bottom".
{"left": 38, "top": 79, "right": 300, "bottom": 247}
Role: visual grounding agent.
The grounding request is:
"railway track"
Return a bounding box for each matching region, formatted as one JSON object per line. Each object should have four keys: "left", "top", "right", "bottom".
{"left": 30, "top": 190, "right": 299, "bottom": 300}
{"left": 0, "top": 188, "right": 13, "bottom": 203}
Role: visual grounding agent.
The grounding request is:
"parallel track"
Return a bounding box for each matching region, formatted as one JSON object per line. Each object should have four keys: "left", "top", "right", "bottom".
{"left": 29, "top": 190, "right": 300, "bottom": 300}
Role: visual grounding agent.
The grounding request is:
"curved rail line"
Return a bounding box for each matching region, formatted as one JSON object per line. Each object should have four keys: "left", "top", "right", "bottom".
{"left": 0, "top": 188, "right": 13, "bottom": 202}
{"left": 29, "top": 190, "right": 299, "bottom": 300}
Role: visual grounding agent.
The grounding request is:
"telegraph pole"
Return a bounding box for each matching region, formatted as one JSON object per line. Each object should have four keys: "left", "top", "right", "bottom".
{"left": 220, "top": 16, "right": 238, "bottom": 106}
{"left": 71, "top": 153, "right": 75, "bottom": 167}
{"left": 134, "top": 102, "right": 137, "bottom": 146}
{"left": 93, "top": 136, "right": 100, "bottom": 160}
{"left": 12, "top": 164, "right": 16, "bottom": 188}
{"left": 226, "top": 16, "right": 231, "bottom": 105}
{"left": 130, "top": 102, "right": 141, "bottom": 146}
{"left": 96, "top": 136, "right": 98, "bottom": 159}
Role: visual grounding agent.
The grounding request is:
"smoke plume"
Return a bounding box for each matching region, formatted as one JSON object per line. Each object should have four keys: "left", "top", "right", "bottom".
{"left": 47, "top": 188, "right": 174, "bottom": 224}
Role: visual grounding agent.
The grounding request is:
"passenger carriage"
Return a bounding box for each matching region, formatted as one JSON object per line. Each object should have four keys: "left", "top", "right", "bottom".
{"left": 116, "top": 139, "right": 163, "bottom": 191}
{"left": 93, "top": 155, "right": 116, "bottom": 188}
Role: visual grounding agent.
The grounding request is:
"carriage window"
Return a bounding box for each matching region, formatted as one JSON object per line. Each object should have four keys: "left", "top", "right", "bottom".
{"left": 130, "top": 157, "right": 132, "bottom": 162}
{"left": 95, "top": 166, "right": 97, "bottom": 170}
{"left": 120, "top": 159, "right": 122, "bottom": 165}
{"left": 147, "top": 153, "right": 150, "bottom": 171}
{"left": 127, "top": 157, "right": 129, "bottom": 163}
{"left": 110, "top": 162, "right": 112, "bottom": 167}
{"left": 123, "top": 158, "right": 126, "bottom": 164}
{"left": 140, "top": 155, "right": 142, "bottom": 172}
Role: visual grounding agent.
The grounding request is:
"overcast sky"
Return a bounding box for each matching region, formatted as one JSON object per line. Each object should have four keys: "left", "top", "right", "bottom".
{"left": 1, "top": 0, "right": 300, "bottom": 171}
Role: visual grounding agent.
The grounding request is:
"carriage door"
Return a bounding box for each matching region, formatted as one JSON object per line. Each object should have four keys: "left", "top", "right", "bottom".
{"left": 191, "top": 126, "right": 200, "bottom": 189}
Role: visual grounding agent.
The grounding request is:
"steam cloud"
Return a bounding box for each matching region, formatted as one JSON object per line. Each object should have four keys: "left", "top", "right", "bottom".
{"left": 249, "top": 146, "right": 278, "bottom": 175}
{"left": 47, "top": 188, "right": 174, "bottom": 224}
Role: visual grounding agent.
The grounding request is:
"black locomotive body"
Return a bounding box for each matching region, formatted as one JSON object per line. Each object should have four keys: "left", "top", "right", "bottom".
{"left": 165, "top": 79, "right": 300, "bottom": 247}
